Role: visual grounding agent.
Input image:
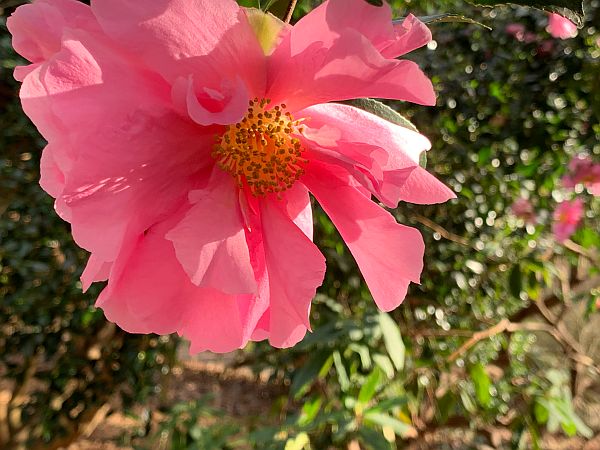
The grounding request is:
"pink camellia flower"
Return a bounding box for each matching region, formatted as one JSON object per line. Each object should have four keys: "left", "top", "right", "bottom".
{"left": 552, "top": 199, "right": 584, "bottom": 242}
{"left": 510, "top": 198, "right": 537, "bottom": 224}
{"left": 562, "top": 156, "right": 600, "bottom": 196}
{"left": 505, "top": 23, "right": 537, "bottom": 44}
{"left": 8, "top": 0, "right": 454, "bottom": 352}
{"left": 505, "top": 23, "right": 526, "bottom": 40}
{"left": 546, "top": 13, "right": 578, "bottom": 39}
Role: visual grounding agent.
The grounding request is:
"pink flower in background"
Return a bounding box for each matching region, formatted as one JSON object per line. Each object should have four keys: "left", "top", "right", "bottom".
{"left": 546, "top": 13, "right": 578, "bottom": 39}
{"left": 552, "top": 199, "right": 584, "bottom": 242}
{"left": 510, "top": 198, "right": 537, "bottom": 224}
{"left": 505, "top": 23, "right": 526, "bottom": 40}
{"left": 505, "top": 23, "right": 537, "bottom": 43}
{"left": 9, "top": 0, "right": 454, "bottom": 352}
{"left": 562, "top": 156, "right": 600, "bottom": 196}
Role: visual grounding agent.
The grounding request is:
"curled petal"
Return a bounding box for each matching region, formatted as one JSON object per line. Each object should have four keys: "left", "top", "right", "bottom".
{"left": 259, "top": 200, "right": 326, "bottom": 348}
{"left": 299, "top": 103, "right": 455, "bottom": 207}
{"left": 166, "top": 170, "right": 257, "bottom": 295}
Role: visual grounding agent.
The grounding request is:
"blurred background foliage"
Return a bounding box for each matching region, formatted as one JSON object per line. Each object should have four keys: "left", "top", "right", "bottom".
{"left": 1, "top": 0, "right": 599, "bottom": 449}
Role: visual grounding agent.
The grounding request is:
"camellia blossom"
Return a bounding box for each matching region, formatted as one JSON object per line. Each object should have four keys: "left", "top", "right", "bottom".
{"left": 552, "top": 199, "right": 584, "bottom": 242}
{"left": 562, "top": 155, "right": 600, "bottom": 196}
{"left": 546, "top": 13, "right": 578, "bottom": 39}
{"left": 510, "top": 198, "right": 536, "bottom": 224}
{"left": 9, "top": 0, "right": 454, "bottom": 352}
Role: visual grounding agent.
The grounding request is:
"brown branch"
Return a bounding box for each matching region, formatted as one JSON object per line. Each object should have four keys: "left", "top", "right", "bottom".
{"left": 412, "top": 214, "right": 471, "bottom": 247}
{"left": 284, "top": 0, "right": 298, "bottom": 23}
{"left": 447, "top": 319, "right": 510, "bottom": 362}
{"left": 445, "top": 319, "right": 600, "bottom": 376}
{"left": 563, "top": 239, "right": 600, "bottom": 266}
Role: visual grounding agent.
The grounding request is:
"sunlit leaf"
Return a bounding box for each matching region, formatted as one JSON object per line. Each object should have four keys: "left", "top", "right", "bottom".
{"left": 465, "top": 0, "right": 585, "bottom": 27}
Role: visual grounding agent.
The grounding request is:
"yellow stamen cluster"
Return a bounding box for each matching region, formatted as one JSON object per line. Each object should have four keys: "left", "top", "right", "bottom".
{"left": 212, "top": 98, "right": 307, "bottom": 197}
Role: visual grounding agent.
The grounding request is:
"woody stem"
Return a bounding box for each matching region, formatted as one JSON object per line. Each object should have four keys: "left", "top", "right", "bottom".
{"left": 284, "top": 0, "right": 297, "bottom": 23}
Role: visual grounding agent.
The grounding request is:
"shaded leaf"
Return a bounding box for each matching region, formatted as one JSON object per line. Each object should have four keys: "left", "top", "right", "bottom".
{"left": 341, "top": 98, "right": 418, "bottom": 132}
{"left": 358, "top": 368, "right": 383, "bottom": 405}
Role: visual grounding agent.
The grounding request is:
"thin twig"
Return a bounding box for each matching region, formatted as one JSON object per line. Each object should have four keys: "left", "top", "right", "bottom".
{"left": 563, "top": 239, "right": 600, "bottom": 266}
{"left": 412, "top": 214, "right": 471, "bottom": 247}
{"left": 284, "top": 0, "right": 298, "bottom": 23}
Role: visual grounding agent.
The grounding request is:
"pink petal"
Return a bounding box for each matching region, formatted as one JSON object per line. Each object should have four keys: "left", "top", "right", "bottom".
{"left": 7, "top": 0, "right": 98, "bottom": 63}
{"left": 166, "top": 170, "right": 257, "bottom": 295}
{"left": 269, "top": 29, "right": 435, "bottom": 111}
{"left": 81, "top": 254, "right": 112, "bottom": 292}
{"left": 547, "top": 13, "right": 578, "bottom": 40}
{"left": 259, "top": 200, "right": 326, "bottom": 348}
{"left": 299, "top": 103, "right": 455, "bottom": 207}
{"left": 282, "top": 183, "right": 314, "bottom": 241}
{"left": 98, "top": 232, "right": 187, "bottom": 335}
{"left": 91, "top": 0, "right": 266, "bottom": 94}
{"left": 39, "top": 143, "right": 67, "bottom": 198}
{"left": 184, "top": 75, "right": 249, "bottom": 126}
{"left": 178, "top": 288, "right": 248, "bottom": 354}
{"left": 20, "top": 33, "right": 210, "bottom": 261}
{"left": 303, "top": 162, "right": 424, "bottom": 312}
{"left": 99, "top": 221, "right": 267, "bottom": 353}
{"left": 380, "top": 14, "right": 433, "bottom": 59}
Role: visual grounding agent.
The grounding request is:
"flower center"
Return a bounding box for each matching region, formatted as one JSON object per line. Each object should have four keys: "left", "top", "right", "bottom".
{"left": 212, "top": 98, "right": 307, "bottom": 197}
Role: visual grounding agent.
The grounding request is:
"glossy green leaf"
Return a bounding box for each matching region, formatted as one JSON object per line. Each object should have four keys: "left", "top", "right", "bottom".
{"left": 466, "top": 0, "right": 585, "bottom": 27}
{"left": 341, "top": 98, "right": 418, "bottom": 132}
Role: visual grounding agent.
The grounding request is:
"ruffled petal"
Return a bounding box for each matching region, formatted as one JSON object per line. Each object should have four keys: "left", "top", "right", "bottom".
{"left": 99, "top": 220, "right": 267, "bottom": 353}
{"left": 166, "top": 170, "right": 257, "bottom": 295}
{"left": 81, "top": 254, "right": 112, "bottom": 292}
{"left": 97, "top": 232, "right": 187, "bottom": 335}
{"left": 303, "top": 162, "right": 424, "bottom": 312}
{"left": 259, "top": 199, "right": 326, "bottom": 348}
{"left": 299, "top": 103, "right": 455, "bottom": 207}
{"left": 20, "top": 31, "right": 210, "bottom": 261}
{"left": 379, "top": 14, "right": 432, "bottom": 59}
{"left": 267, "top": 0, "right": 434, "bottom": 111}
{"left": 91, "top": 0, "right": 266, "bottom": 95}
{"left": 7, "top": 0, "right": 99, "bottom": 63}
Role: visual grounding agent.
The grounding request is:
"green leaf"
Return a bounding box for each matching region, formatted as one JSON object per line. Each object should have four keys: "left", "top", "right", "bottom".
{"left": 509, "top": 264, "right": 523, "bottom": 299}
{"left": 364, "top": 412, "right": 413, "bottom": 437}
{"left": 333, "top": 351, "right": 351, "bottom": 392}
{"left": 372, "top": 354, "right": 395, "bottom": 379}
{"left": 395, "top": 14, "right": 491, "bottom": 30}
{"left": 348, "top": 343, "right": 372, "bottom": 370}
{"left": 298, "top": 397, "right": 322, "bottom": 427}
{"left": 358, "top": 368, "right": 383, "bottom": 405}
{"left": 465, "top": 1, "right": 585, "bottom": 27}
{"left": 358, "top": 428, "right": 393, "bottom": 450}
{"left": 341, "top": 98, "right": 418, "bottom": 132}
{"left": 378, "top": 312, "right": 405, "bottom": 371}
{"left": 469, "top": 363, "right": 492, "bottom": 408}
{"left": 291, "top": 350, "right": 332, "bottom": 398}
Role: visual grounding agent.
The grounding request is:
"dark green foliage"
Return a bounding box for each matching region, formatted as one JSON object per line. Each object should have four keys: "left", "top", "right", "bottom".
{"left": 1, "top": 0, "right": 599, "bottom": 449}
